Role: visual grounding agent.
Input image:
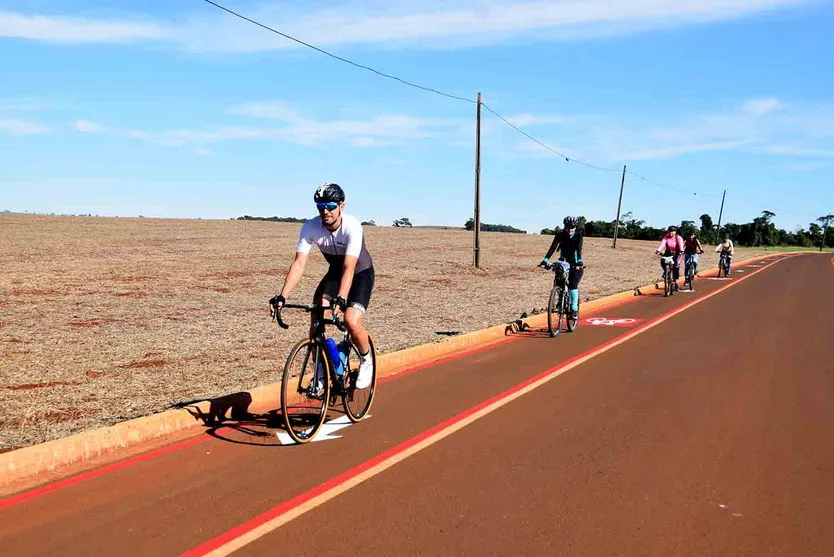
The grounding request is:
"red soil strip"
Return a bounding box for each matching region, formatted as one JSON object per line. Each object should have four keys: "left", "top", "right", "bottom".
{"left": 67, "top": 318, "right": 125, "bottom": 327}
{"left": 118, "top": 359, "right": 168, "bottom": 369}
{"left": 7, "top": 288, "right": 66, "bottom": 296}
{"left": 3, "top": 381, "right": 82, "bottom": 391}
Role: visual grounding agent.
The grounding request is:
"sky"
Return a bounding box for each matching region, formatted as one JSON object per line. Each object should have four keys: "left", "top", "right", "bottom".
{"left": 1, "top": 0, "right": 833, "bottom": 234}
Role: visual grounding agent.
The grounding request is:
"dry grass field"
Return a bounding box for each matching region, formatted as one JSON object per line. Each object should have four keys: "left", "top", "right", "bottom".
{"left": 0, "top": 214, "right": 772, "bottom": 450}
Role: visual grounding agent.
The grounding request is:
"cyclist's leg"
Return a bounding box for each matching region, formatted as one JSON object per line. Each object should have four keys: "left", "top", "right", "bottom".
{"left": 672, "top": 256, "right": 681, "bottom": 288}
{"left": 568, "top": 266, "right": 584, "bottom": 315}
{"left": 344, "top": 268, "right": 375, "bottom": 389}
{"left": 311, "top": 275, "right": 339, "bottom": 389}
{"left": 343, "top": 268, "right": 374, "bottom": 352}
{"left": 312, "top": 274, "right": 339, "bottom": 337}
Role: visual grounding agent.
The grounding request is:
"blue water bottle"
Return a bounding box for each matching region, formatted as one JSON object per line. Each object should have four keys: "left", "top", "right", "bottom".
{"left": 325, "top": 337, "right": 344, "bottom": 376}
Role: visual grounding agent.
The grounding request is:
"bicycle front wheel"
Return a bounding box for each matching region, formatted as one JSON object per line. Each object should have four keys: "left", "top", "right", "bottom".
{"left": 342, "top": 335, "right": 377, "bottom": 422}
{"left": 547, "top": 286, "right": 564, "bottom": 337}
{"left": 280, "top": 338, "right": 330, "bottom": 444}
{"left": 567, "top": 296, "right": 579, "bottom": 332}
{"left": 664, "top": 270, "right": 672, "bottom": 297}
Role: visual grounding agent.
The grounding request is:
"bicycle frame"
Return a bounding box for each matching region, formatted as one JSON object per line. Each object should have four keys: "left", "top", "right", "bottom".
{"left": 274, "top": 302, "right": 349, "bottom": 395}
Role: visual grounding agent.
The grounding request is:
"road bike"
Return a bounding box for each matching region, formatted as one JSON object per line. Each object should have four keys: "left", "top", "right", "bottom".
{"left": 543, "top": 260, "right": 580, "bottom": 337}
{"left": 270, "top": 300, "right": 377, "bottom": 444}
{"left": 717, "top": 251, "right": 732, "bottom": 278}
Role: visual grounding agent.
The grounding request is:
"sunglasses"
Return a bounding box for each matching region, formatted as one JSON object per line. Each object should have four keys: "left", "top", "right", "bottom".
{"left": 316, "top": 202, "right": 339, "bottom": 212}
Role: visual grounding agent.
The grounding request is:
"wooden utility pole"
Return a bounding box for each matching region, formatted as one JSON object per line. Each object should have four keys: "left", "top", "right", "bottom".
{"left": 612, "top": 165, "right": 627, "bottom": 248}
{"left": 473, "top": 92, "right": 482, "bottom": 268}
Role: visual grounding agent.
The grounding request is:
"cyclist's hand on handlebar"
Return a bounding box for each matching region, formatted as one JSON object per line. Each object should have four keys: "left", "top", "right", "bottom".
{"left": 268, "top": 294, "right": 285, "bottom": 318}
{"left": 330, "top": 295, "right": 347, "bottom": 319}
{"left": 538, "top": 259, "right": 549, "bottom": 269}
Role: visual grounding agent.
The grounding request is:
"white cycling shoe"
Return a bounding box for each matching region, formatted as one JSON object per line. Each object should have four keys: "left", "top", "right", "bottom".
{"left": 356, "top": 354, "right": 374, "bottom": 389}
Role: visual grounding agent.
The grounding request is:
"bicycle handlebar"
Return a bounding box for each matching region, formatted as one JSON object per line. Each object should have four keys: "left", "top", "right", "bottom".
{"left": 270, "top": 301, "right": 347, "bottom": 332}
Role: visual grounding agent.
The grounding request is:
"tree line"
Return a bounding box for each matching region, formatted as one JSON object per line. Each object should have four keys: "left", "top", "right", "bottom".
{"left": 544, "top": 211, "right": 834, "bottom": 248}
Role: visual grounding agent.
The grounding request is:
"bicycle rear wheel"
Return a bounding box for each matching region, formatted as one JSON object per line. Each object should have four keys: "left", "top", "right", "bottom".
{"left": 547, "top": 285, "right": 564, "bottom": 337}
{"left": 280, "top": 338, "right": 330, "bottom": 444}
{"left": 342, "top": 335, "right": 377, "bottom": 422}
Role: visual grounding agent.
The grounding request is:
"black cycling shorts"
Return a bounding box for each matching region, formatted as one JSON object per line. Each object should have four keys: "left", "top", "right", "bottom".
{"left": 314, "top": 267, "right": 375, "bottom": 313}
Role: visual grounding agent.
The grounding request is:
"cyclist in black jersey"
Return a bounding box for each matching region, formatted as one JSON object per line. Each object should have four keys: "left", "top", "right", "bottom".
{"left": 539, "top": 216, "right": 585, "bottom": 319}
{"left": 270, "top": 183, "right": 375, "bottom": 389}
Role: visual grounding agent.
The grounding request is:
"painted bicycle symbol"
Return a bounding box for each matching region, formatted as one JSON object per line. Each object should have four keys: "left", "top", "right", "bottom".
{"left": 583, "top": 317, "right": 642, "bottom": 327}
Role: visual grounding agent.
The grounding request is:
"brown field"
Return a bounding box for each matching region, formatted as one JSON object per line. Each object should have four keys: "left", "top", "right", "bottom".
{"left": 0, "top": 214, "right": 771, "bottom": 450}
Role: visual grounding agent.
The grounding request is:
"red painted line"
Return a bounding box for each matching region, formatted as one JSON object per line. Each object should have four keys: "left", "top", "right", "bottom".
{"left": 0, "top": 435, "right": 210, "bottom": 511}
{"left": 1, "top": 255, "right": 784, "bottom": 511}
{"left": 181, "top": 256, "right": 785, "bottom": 556}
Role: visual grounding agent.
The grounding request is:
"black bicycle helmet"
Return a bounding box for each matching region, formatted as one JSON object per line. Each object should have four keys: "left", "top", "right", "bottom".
{"left": 667, "top": 225, "right": 678, "bottom": 233}
{"left": 313, "top": 182, "right": 345, "bottom": 203}
{"left": 563, "top": 216, "right": 578, "bottom": 229}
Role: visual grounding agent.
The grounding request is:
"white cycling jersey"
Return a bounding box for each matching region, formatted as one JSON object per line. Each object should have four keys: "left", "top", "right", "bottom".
{"left": 296, "top": 213, "right": 373, "bottom": 273}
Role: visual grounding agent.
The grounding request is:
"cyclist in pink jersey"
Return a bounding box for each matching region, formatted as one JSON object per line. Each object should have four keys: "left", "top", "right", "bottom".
{"left": 655, "top": 225, "right": 684, "bottom": 291}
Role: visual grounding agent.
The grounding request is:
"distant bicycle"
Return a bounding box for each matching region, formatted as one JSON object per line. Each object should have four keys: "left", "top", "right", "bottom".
{"left": 659, "top": 254, "right": 677, "bottom": 297}
{"left": 270, "top": 298, "right": 377, "bottom": 444}
{"left": 543, "top": 259, "right": 580, "bottom": 337}
{"left": 683, "top": 252, "right": 700, "bottom": 291}
{"left": 717, "top": 251, "right": 732, "bottom": 278}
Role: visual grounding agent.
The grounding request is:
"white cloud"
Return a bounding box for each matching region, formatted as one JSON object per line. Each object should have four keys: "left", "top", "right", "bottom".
{"left": 493, "top": 98, "right": 834, "bottom": 163}
{"left": 1, "top": 1, "right": 814, "bottom": 50}
{"left": 505, "top": 113, "right": 572, "bottom": 127}
{"left": 0, "top": 118, "right": 51, "bottom": 134}
{"left": 742, "top": 98, "right": 785, "bottom": 116}
{"left": 74, "top": 120, "right": 105, "bottom": 133}
{"left": 0, "top": 11, "right": 168, "bottom": 43}
{"left": 69, "top": 102, "right": 461, "bottom": 149}
{"left": 785, "top": 161, "right": 831, "bottom": 171}
{"left": 625, "top": 140, "right": 751, "bottom": 160}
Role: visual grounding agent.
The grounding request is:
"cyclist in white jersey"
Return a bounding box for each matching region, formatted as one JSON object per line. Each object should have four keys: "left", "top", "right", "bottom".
{"left": 270, "top": 183, "right": 375, "bottom": 389}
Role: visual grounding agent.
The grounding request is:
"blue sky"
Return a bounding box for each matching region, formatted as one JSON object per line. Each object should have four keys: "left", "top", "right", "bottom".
{"left": 1, "top": 0, "right": 833, "bottom": 234}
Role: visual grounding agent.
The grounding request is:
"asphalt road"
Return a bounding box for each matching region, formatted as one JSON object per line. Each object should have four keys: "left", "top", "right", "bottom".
{"left": 2, "top": 253, "right": 832, "bottom": 556}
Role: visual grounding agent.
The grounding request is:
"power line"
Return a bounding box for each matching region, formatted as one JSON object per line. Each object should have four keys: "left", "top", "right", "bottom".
{"left": 625, "top": 170, "right": 721, "bottom": 197}
{"left": 201, "top": 0, "right": 476, "bottom": 104}
{"left": 481, "top": 102, "right": 621, "bottom": 173}
{"left": 201, "top": 0, "right": 775, "bottom": 210}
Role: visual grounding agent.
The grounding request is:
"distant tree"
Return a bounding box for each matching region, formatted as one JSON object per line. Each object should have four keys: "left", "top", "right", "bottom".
{"left": 699, "top": 213, "right": 716, "bottom": 244}
{"left": 392, "top": 217, "right": 413, "bottom": 228}
{"left": 465, "top": 218, "right": 525, "bottom": 233}
{"left": 818, "top": 214, "right": 834, "bottom": 250}
{"left": 361, "top": 220, "right": 377, "bottom": 226}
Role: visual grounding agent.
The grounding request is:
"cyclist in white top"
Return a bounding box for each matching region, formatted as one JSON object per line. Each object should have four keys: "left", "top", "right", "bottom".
{"left": 715, "top": 234, "right": 735, "bottom": 275}
{"left": 270, "top": 183, "right": 375, "bottom": 389}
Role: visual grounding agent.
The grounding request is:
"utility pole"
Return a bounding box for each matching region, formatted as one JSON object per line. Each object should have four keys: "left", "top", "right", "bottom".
{"left": 716, "top": 189, "right": 727, "bottom": 240}
{"left": 612, "top": 165, "right": 627, "bottom": 248}
{"left": 473, "top": 92, "right": 482, "bottom": 268}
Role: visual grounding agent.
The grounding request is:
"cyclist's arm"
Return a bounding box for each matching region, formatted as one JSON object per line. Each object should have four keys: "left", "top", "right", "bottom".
{"left": 728, "top": 241, "right": 735, "bottom": 255}
{"left": 575, "top": 234, "right": 584, "bottom": 265}
{"left": 656, "top": 238, "right": 667, "bottom": 253}
{"left": 278, "top": 251, "right": 309, "bottom": 299}
{"left": 337, "top": 255, "right": 358, "bottom": 301}
{"left": 543, "top": 233, "right": 560, "bottom": 262}
{"left": 279, "top": 222, "right": 314, "bottom": 299}
{"left": 337, "top": 217, "right": 364, "bottom": 302}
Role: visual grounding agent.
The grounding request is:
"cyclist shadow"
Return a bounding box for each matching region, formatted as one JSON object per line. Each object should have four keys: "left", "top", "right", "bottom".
{"left": 504, "top": 320, "right": 561, "bottom": 339}
{"left": 174, "top": 392, "right": 329, "bottom": 448}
